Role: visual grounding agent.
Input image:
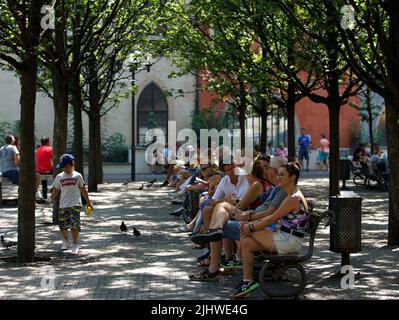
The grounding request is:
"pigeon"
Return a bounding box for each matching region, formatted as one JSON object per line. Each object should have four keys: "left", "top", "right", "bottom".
{"left": 146, "top": 178, "right": 157, "bottom": 188}
{"left": 133, "top": 227, "right": 141, "bottom": 240}
{"left": 1, "top": 235, "right": 17, "bottom": 250}
{"left": 122, "top": 180, "right": 129, "bottom": 186}
{"left": 137, "top": 184, "right": 144, "bottom": 190}
{"left": 120, "top": 221, "right": 128, "bottom": 233}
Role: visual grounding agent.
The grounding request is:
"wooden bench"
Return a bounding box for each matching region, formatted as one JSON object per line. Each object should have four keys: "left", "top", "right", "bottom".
{"left": 256, "top": 204, "right": 335, "bottom": 299}
{"left": 0, "top": 174, "right": 19, "bottom": 206}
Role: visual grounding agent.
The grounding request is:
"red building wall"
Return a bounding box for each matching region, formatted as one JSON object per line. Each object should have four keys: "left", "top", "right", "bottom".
{"left": 197, "top": 71, "right": 361, "bottom": 149}
{"left": 295, "top": 95, "right": 361, "bottom": 149}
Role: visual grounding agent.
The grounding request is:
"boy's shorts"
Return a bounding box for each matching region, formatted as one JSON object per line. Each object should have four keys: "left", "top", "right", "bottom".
{"left": 59, "top": 206, "right": 82, "bottom": 231}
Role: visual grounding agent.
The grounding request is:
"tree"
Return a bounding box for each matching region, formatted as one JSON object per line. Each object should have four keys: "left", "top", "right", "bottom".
{"left": 159, "top": 0, "right": 262, "bottom": 148}
{"left": 0, "top": 0, "right": 46, "bottom": 262}
{"left": 325, "top": 0, "right": 399, "bottom": 245}
{"left": 351, "top": 86, "right": 384, "bottom": 152}
{"left": 275, "top": 0, "right": 362, "bottom": 196}
{"left": 76, "top": 1, "right": 159, "bottom": 192}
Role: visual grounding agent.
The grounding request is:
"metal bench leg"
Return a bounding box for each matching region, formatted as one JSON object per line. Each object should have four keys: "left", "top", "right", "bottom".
{"left": 259, "top": 262, "right": 307, "bottom": 298}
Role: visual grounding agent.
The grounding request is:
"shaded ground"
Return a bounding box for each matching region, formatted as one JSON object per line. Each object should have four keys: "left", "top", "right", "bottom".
{"left": 0, "top": 173, "right": 396, "bottom": 300}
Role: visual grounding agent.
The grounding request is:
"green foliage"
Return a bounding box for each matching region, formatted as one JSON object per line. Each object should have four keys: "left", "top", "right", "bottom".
{"left": 102, "top": 132, "right": 129, "bottom": 163}
{"left": 147, "top": 111, "right": 158, "bottom": 129}
{"left": 0, "top": 122, "right": 11, "bottom": 140}
{"left": 0, "top": 121, "right": 21, "bottom": 139}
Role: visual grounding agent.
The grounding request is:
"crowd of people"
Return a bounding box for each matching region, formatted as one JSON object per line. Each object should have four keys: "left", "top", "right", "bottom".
{"left": 351, "top": 143, "right": 388, "bottom": 177}
{"left": 160, "top": 144, "right": 309, "bottom": 299}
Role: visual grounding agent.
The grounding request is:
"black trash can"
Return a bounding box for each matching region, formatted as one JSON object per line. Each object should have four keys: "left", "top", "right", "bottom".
{"left": 329, "top": 191, "right": 362, "bottom": 266}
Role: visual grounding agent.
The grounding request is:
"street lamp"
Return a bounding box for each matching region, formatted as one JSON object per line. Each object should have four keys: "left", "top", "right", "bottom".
{"left": 130, "top": 56, "right": 152, "bottom": 182}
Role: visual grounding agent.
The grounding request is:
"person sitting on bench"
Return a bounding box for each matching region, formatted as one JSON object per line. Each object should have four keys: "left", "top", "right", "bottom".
{"left": 0, "top": 134, "right": 20, "bottom": 184}
{"left": 233, "top": 161, "right": 309, "bottom": 299}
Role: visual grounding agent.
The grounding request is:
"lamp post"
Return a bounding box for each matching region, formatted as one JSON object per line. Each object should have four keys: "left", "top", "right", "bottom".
{"left": 130, "top": 60, "right": 152, "bottom": 182}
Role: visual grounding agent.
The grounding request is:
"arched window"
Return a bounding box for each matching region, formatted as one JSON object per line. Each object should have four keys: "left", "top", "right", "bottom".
{"left": 137, "top": 83, "right": 168, "bottom": 146}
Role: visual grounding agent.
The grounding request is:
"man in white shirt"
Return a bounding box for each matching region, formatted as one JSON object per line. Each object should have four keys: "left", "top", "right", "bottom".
{"left": 191, "top": 158, "right": 249, "bottom": 243}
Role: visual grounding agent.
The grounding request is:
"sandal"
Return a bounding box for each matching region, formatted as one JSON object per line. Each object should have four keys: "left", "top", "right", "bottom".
{"left": 192, "top": 243, "right": 208, "bottom": 249}
{"left": 189, "top": 268, "right": 220, "bottom": 282}
{"left": 196, "top": 257, "right": 211, "bottom": 267}
{"left": 196, "top": 250, "right": 211, "bottom": 262}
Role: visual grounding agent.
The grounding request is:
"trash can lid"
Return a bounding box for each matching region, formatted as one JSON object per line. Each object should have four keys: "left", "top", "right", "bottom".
{"left": 337, "top": 191, "right": 361, "bottom": 198}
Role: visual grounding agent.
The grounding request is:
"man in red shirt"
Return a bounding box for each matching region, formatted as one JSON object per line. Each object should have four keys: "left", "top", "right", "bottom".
{"left": 35, "top": 136, "right": 53, "bottom": 201}
{"left": 36, "top": 136, "right": 53, "bottom": 174}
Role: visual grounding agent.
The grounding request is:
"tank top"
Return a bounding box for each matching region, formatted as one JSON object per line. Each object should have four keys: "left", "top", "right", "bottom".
{"left": 279, "top": 191, "right": 310, "bottom": 232}
{"left": 247, "top": 178, "right": 275, "bottom": 210}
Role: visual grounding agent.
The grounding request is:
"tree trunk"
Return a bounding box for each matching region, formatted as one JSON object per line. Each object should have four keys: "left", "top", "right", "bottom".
{"left": 70, "top": 74, "right": 84, "bottom": 177}
{"left": 286, "top": 81, "right": 297, "bottom": 161}
{"left": 88, "top": 114, "right": 102, "bottom": 192}
{"left": 328, "top": 101, "right": 341, "bottom": 196}
{"left": 52, "top": 73, "right": 69, "bottom": 172}
{"left": 96, "top": 139, "right": 104, "bottom": 184}
{"left": 17, "top": 65, "right": 38, "bottom": 263}
{"left": 238, "top": 104, "right": 246, "bottom": 149}
{"left": 259, "top": 99, "right": 268, "bottom": 153}
{"left": 385, "top": 95, "right": 399, "bottom": 245}
{"left": 238, "top": 82, "right": 246, "bottom": 149}
{"left": 365, "top": 88, "right": 374, "bottom": 152}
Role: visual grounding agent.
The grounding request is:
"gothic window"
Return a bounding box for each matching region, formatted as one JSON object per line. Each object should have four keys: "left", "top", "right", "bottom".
{"left": 137, "top": 83, "right": 168, "bottom": 146}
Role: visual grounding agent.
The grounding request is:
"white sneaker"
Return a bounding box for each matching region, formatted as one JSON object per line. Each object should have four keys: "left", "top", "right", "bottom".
{"left": 35, "top": 191, "right": 44, "bottom": 201}
{"left": 61, "top": 239, "right": 68, "bottom": 251}
{"left": 71, "top": 243, "right": 80, "bottom": 255}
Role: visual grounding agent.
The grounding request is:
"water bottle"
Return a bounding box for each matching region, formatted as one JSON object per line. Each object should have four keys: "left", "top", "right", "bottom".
{"left": 85, "top": 205, "right": 92, "bottom": 216}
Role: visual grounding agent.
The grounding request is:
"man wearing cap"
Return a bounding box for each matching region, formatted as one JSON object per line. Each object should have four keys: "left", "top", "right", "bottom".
{"left": 51, "top": 154, "right": 93, "bottom": 255}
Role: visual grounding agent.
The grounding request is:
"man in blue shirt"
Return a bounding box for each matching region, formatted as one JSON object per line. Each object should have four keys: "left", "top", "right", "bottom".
{"left": 298, "top": 128, "right": 311, "bottom": 171}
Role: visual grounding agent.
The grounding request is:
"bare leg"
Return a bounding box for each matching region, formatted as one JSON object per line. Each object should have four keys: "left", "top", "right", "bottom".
{"left": 241, "top": 231, "right": 275, "bottom": 280}
{"left": 201, "top": 206, "right": 214, "bottom": 232}
{"left": 223, "top": 239, "right": 234, "bottom": 260}
{"left": 209, "top": 240, "right": 223, "bottom": 273}
{"left": 61, "top": 229, "right": 68, "bottom": 240}
{"left": 209, "top": 202, "right": 234, "bottom": 230}
{"left": 71, "top": 229, "right": 79, "bottom": 243}
{"left": 235, "top": 240, "right": 242, "bottom": 259}
{"left": 187, "top": 212, "right": 198, "bottom": 229}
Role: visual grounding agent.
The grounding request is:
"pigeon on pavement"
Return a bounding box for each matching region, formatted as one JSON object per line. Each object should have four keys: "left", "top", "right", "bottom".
{"left": 137, "top": 184, "right": 144, "bottom": 190}
{"left": 1, "top": 235, "right": 17, "bottom": 250}
{"left": 146, "top": 178, "right": 157, "bottom": 188}
{"left": 120, "top": 221, "right": 128, "bottom": 233}
{"left": 133, "top": 227, "right": 141, "bottom": 240}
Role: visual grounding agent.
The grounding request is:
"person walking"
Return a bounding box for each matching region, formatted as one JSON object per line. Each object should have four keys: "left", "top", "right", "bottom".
{"left": 51, "top": 154, "right": 93, "bottom": 255}
{"left": 319, "top": 134, "right": 330, "bottom": 171}
{"left": 297, "top": 128, "right": 311, "bottom": 171}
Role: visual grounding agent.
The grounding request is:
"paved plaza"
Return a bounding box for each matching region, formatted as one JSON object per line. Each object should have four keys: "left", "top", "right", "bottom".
{"left": 0, "top": 173, "right": 397, "bottom": 300}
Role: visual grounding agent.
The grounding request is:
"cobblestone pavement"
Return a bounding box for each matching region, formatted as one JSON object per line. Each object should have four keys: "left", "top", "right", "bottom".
{"left": 0, "top": 174, "right": 397, "bottom": 300}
